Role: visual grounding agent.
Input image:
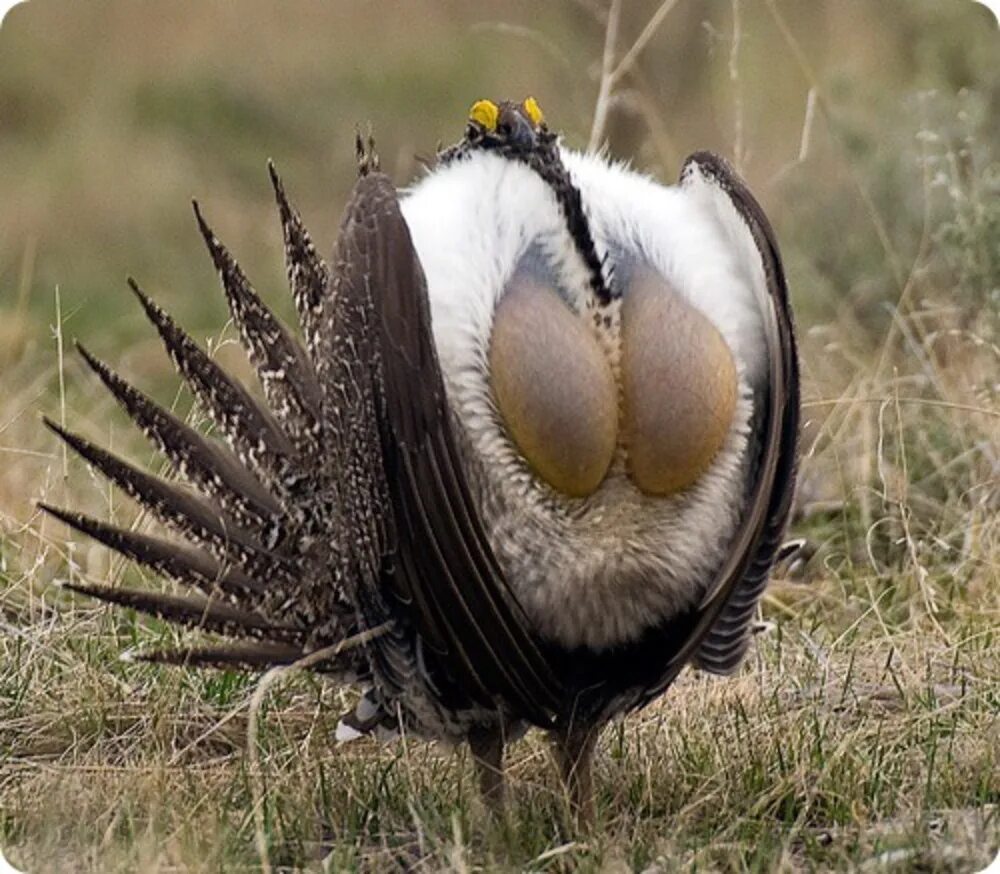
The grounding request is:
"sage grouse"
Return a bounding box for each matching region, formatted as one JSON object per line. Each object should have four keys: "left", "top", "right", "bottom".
{"left": 44, "top": 98, "right": 798, "bottom": 821}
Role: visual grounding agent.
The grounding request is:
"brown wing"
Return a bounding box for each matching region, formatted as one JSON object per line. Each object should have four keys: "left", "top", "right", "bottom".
{"left": 331, "top": 172, "right": 564, "bottom": 725}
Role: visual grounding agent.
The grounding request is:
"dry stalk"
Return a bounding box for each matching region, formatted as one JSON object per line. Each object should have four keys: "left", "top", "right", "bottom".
{"left": 246, "top": 624, "right": 389, "bottom": 874}
{"left": 588, "top": 0, "right": 684, "bottom": 152}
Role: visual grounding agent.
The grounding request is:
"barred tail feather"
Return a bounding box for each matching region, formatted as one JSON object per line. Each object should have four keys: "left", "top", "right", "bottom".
{"left": 192, "top": 202, "right": 326, "bottom": 459}
{"left": 38, "top": 503, "right": 263, "bottom": 600}
{"left": 267, "top": 160, "right": 331, "bottom": 344}
{"left": 44, "top": 168, "right": 369, "bottom": 681}
{"left": 127, "top": 279, "right": 295, "bottom": 486}
{"left": 43, "top": 418, "right": 296, "bottom": 587}
{"left": 61, "top": 581, "right": 304, "bottom": 642}
{"left": 75, "top": 342, "right": 280, "bottom": 531}
{"left": 134, "top": 641, "right": 306, "bottom": 669}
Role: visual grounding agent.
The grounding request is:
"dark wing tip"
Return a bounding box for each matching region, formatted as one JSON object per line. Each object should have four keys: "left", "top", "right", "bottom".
{"left": 674, "top": 148, "right": 800, "bottom": 676}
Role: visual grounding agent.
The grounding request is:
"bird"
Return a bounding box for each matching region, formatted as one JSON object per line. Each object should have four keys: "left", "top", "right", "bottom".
{"left": 42, "top": 97, "right": 799, "bottom": 824}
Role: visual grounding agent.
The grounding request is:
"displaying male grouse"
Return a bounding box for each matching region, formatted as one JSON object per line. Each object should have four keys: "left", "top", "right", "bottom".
{"left": 44, "top": 98, "right": 798, "bottom": 823}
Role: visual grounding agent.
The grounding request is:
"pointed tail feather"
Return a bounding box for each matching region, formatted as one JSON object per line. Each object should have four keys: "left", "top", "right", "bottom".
{"left": 39, "top": 502, "right": 264, "bottom": 600}
{"left": 75, "top": 342, "right": 281, "bottom": 531}
{"left": 267, "top": 161, "right": 331, "bottom": 344}
{"left": 62, "top": 581, "right": 304, "bottom": 642}
{"left": 133, "top": 641, "right": 306, "bottom": 669}
{"left": 127, "top": 279, "right": 295, "bottom": 486}
{"left": 192, "top": 202, "right": 325, "bottom": 458}
{"left": 43, "top": 418, "right": 296, "bottom": 587}
{"left": 44, "top": 166, "right": 398, "bottom": 699}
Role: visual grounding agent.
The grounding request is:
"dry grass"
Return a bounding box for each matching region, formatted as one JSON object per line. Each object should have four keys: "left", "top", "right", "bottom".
{"left": 1, "top": 0, "right": 998, "bottom": 870}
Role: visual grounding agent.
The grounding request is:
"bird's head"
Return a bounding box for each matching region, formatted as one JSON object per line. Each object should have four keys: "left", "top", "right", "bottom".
{"left": 464, "top": 97, "right": 548, "bottom": 152}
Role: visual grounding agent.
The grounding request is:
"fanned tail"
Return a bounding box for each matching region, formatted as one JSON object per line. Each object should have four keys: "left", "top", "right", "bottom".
{"left": 43, "top": 166, "right": 370, "bottom": 673}
{"left": 45, "top": 158, "right": 565, "bottom": 732}
{"left": 127, "top": 278, "right": 296, "bottom": 489}
{"left": 74, "top": 342, "right": 280, "bottom": 531}
{"left": 62, "top": 580, "right": 303, "bottom": 643}
{"left": 42, "top": 418, "right": 294, "bottom": 589}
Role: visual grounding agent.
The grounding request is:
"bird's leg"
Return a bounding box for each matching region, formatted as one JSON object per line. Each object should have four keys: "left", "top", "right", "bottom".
{"left": 551, "top": 722, "right": 599, "bottom": 828}
{"left": 468, "top": 724, "right": 505, "bottom": 812}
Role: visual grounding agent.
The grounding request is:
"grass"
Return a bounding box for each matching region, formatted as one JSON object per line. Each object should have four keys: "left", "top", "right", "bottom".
{"left": 1, "top": 0, "right": 998, "bottom": 870}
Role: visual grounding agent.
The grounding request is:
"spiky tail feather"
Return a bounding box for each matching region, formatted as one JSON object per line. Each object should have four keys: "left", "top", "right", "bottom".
{"left": 43, "top": 164, "right": 368, "bottom": 676}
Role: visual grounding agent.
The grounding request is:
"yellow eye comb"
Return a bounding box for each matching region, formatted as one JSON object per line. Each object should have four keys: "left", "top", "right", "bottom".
{"left": 522, "top": 96, "right": 544, "bottom": 126}
{"left": 469, "top": 99, "right": 499, "bottom": 132}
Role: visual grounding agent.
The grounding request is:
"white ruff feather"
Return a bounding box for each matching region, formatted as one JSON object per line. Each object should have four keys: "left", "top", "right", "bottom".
{"left": 401, "top": 149, "right": 768, "bottom": 650}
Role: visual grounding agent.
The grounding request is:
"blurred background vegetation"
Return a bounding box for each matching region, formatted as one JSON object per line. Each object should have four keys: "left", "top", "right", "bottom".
{"left": 0, "top": 1, "right": 997, "bottom": 870}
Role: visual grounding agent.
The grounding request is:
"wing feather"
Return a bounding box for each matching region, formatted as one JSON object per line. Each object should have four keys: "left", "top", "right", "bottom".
{"left": 679, "top": 151, "right": 800, "bottom": 677}
{"left": 48, "top": 162, "right": 567, "bottom": 726}
{"left": 332, "top": 172, "right": 563, "bottom": 723}
{"left": 554, "top": 152, "right": 799, "bottom": 718}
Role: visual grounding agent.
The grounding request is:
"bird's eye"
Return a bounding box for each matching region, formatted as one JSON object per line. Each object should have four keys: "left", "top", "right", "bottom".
{"left": 490, "top": 275, "right": 617, "bottom": 497}
{"left": 621, "top": 270, "right": 737, "bottom": 495}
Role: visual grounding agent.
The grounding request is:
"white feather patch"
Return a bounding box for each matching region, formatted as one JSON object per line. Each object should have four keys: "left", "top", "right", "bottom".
{"left": 334, "top": 721, "right": 364, "bottom": 743}
{"left": 400, "top": 149, "right": 773, "bottom": 650}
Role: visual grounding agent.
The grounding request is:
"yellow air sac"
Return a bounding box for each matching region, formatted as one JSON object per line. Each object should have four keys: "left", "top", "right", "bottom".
{"left": 622, "top": 271, "right": 737, "bottom": 495}
{"left": 490, "top": 276, "right": 617, "bottom": 497}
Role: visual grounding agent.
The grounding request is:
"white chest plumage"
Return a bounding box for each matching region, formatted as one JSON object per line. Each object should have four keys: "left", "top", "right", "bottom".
{"left": 401, "top": 150, "right": 768, "bottom": 649}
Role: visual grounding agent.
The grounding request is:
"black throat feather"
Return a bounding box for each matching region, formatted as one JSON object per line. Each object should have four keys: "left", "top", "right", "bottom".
{"left": 439, "top": 110, "right": 614, "bottom": 307}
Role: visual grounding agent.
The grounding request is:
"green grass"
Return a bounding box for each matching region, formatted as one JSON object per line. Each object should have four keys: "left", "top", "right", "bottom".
{"left": 1, "top": 0, "right": 998, "bottom": 870}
